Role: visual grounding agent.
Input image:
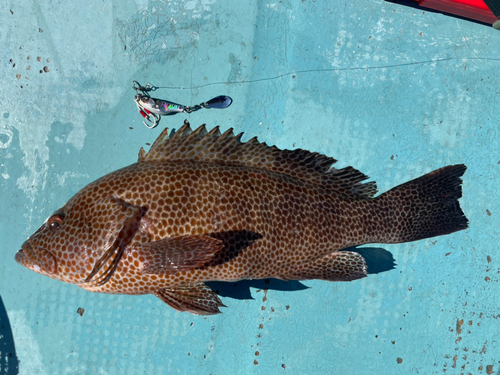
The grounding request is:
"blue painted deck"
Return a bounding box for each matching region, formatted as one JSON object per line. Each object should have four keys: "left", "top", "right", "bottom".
{"left": 1, "top": 1, "right": 499, "bottom": 374}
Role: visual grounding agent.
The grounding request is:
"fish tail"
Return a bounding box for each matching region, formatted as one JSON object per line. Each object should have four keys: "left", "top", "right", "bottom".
{"left": 373, "top": 164, "right": 468, "bottom": 244}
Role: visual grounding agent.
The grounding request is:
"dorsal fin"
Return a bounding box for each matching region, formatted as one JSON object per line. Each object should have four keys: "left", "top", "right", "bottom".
{"left": 139, "top": 121, "right": 377, "bottom": 199}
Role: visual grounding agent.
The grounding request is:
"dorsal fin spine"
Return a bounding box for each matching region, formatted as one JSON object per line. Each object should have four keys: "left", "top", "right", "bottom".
{"left": 139, "top": 122, "right": 378, "bottom": 199}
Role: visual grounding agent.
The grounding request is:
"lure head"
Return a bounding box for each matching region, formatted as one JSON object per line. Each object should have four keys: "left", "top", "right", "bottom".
{"left": 133, "top": 94, "right": 156, "bottom": 109}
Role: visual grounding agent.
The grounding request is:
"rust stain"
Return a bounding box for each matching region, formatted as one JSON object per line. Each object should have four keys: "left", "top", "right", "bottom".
{"left": 263, "top": 289, "right": 268, "bottom": 303}
{"left": 486, "top": 209, "right": 491, "bottom": 216}
{"left": 456, "top": 319, "right": 464, "bottom": 334}
{"left": 480, "top": 342, "right": 487, "bottom": 354}
{"left": 486, "top": 365, "right": 494, "bottom": 374}
{"left": 452, "top": 355, "right": 457, "bottom": 368}
{"left": 455, "top": 337, "right": 462, "bottom": 344}
{"left": 487, "top": 255, "right": 492, "bottom": 263}
{"left": 468, "top": 320, "right": 472, "bottom": 325}
{"left": 397, "top": 358, "right": 403, "bottom": 364}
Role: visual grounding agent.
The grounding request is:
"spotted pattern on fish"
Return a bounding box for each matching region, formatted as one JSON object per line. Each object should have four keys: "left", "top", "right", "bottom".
{"left": 15, "top": 121, "right": 468, "bottom": 315}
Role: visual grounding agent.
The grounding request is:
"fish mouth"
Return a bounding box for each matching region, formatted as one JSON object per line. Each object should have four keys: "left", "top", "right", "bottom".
{"left": 15, "top": 240, "right": 58, "bottom": 275}
{"left": 15, "top": 240, "right": 32, "bottom": 265}
{"left": 14, "top": 248, "right": 27, "bottom": 264}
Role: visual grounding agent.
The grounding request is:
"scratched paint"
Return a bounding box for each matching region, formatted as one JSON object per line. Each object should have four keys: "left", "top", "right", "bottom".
{"left": 1, "top": 0, "right": 500, "bottom": 374}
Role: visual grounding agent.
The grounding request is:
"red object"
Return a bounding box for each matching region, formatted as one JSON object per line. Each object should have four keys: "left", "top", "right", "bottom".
{"left": 143, "top": 108, "right": 151, "bottom": 114}
{"left": 415, "top": 0, "right": 498, "bottom": 23}
{"left": 139, "top": 110, "right": 147, "bottom": 118}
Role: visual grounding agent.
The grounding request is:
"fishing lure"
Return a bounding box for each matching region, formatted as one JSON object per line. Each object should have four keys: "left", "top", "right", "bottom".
{"left": 133, "top": 81, "right": 233, "bottom": 129}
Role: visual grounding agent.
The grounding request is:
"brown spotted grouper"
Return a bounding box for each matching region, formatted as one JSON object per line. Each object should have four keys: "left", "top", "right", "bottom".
{"left": 15, "top": 121, "right": 468, "bottom": 314}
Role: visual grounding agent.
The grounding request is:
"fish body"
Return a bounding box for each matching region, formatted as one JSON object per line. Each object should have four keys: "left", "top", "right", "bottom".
{"left": 15, "top": 122, "right": 468, "bottom": 314}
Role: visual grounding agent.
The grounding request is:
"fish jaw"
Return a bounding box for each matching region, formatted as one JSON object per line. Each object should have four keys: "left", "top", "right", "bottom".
{"left": 15, "top": 240, "right": 58, "bottom": 276}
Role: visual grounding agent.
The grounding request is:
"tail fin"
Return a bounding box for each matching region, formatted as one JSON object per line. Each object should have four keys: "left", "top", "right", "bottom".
{"left": 374, "top": 165, "right": 468, "bottom": 244}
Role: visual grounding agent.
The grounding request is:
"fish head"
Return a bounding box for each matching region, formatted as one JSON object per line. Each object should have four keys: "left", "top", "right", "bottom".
{"left": 15, "top": 188, "right": 148, "bottom": 285}
{"left": 15, "top": 209, "right": 74, "bottom": 281}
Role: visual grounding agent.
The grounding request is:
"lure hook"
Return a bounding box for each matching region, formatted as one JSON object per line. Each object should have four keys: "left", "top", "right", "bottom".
{"left": 135, "top": 100, "right": 160, "bottom": 129}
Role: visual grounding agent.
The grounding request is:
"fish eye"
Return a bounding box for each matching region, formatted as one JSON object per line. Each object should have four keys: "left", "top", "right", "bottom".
{"left": 47, "top": 215, "right": 64, "bottom": 231}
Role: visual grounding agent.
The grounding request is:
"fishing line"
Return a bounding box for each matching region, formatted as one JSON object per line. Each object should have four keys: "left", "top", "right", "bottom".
{"left": 149, "top": 56, "right": 500, "bottom": 90}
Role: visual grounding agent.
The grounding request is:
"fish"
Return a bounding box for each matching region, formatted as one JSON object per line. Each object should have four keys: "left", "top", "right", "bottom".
{"left": 15, "top": 121, "right": 468, "bottom": 315}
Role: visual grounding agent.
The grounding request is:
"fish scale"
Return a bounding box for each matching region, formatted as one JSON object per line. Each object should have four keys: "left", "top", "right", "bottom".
{"left": 15, "top": 121, "right": 468, "bottom": 315}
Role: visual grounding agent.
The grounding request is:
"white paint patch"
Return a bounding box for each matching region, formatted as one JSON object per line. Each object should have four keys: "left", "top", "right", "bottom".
{"left": 56, "top": 171, "right": 90, "bottom": 186}
{"left": 2, "top": 173, "right": 9, "bottom": 179}
{"left": 65, "top": 119, "right": 87, "bottom": 151}
{"left": 0, "top": 126, "right": 13, "bottom": 148}
{"left": 135, "top": 0, "right": 148, "bottom": 11}
{"left": 282, "top": 91, "right": 370, "bottom": 168}
{"left": 422, "top": 82, "right": 471, "bottom": 148}
{"left": 9, "top": 310, "right": 47, "bottom": 375}
{"left": 15, "top": 116, "right": 50, "bottom": 200}
{"left": 310, "top": 282, "right": 382, "bottom": 347}
{"left": 184, "top": 1, "right": 196, "bottom": 10}
{"left": 5, "top": 3, "right": 123, "bottom": 210}
{"left": 62, "top": 360, "right": 92, "bottom": 375}
{"left": 182, "top": 0, "right": 216, "bottom": 19}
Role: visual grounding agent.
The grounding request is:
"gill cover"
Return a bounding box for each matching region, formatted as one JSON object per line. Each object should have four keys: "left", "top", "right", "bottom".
{"left": 82, "top": 196, "right": 147, "bottom": 286}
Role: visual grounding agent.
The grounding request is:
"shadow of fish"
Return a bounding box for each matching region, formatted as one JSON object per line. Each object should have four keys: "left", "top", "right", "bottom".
{"left": 15, "top": 121, "right": 468, "bottom": 315}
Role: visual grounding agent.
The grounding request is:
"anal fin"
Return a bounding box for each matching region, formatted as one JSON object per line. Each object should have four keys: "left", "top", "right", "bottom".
{"left": 280, "top": 251, "right": 368, "bottom": 282}
{"left": 155, "top": 283, "right": 225, "bottom": 315}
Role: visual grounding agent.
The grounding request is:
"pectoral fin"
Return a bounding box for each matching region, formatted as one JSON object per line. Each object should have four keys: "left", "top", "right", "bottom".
{"left": 132, "top": 234, "right": 223, "bottom": 275}
{"left": 155, "top": 283, "right": 225, "bottom": 315}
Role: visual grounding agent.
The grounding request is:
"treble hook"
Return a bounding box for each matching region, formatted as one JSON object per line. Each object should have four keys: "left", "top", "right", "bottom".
{"left": 135, "top": 100, "right": 160, "bottom": 129}
{"left": 142, "top": 113, "right": 160, "bottom": 129}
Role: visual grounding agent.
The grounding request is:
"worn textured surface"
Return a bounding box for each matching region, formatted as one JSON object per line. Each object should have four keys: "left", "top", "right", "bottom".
{"left": 1, "top": 0, "right": 499, "bottom": 374}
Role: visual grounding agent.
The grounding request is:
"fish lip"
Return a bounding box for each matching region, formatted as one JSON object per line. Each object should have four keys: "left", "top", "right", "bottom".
{"left": 15, "top": 240, "right": 32, "bottom": 264}
{"left": 15, "top": 239, "right": 58, "bottom": 274}
{"left": 14, "top": 248, "right": 26, "bottom": 264}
